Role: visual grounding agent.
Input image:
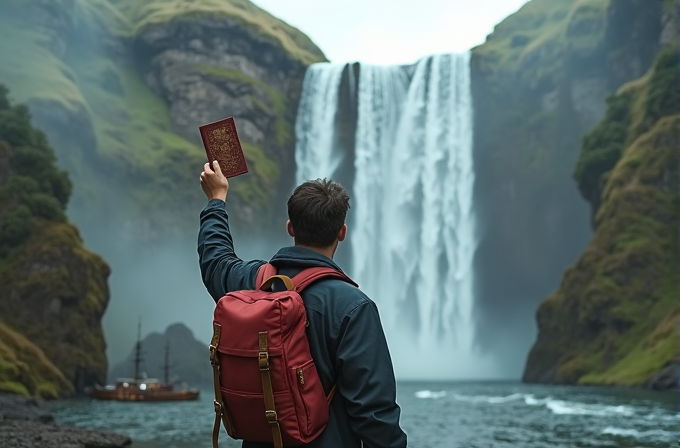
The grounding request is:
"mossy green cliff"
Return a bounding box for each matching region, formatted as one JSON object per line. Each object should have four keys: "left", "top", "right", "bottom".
{"left": 523, "top": 43, "right": 679, "bottom": 388}
{"left": 0, "top": 0, "right": 325, "bottom": 239}
{"left": 469, "top": 0, "right": 668, "bottom": 373}
{"left": 0, "top": 85, "right": 110, "bottom": 396}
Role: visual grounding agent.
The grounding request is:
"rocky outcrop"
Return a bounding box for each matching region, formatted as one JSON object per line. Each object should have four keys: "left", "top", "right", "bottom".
{"left": 0, "top": 85, "right": 110, "bottom": 395}
{"left": 109, "top": 323, "right": 211, "bottom": 386}
{"left": 0, "top": 393, "right": 131, "bottom": 448}
{"left": 523, "top": 10, "right": 679, "bottom": 388}
{"left": 133, "top": 14, "right": 318, "bottom": 222}
{"left": 0, "top": 323, "right": 72, "bottom": 398}
{"left": 469, "top": 0, "right": 667, "bottom": 372}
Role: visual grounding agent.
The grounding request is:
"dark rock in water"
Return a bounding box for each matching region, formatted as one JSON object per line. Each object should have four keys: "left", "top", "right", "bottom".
{"left": 0, "top": 393, "right": 131, "bottom": 448}
{"left": 0, "top": 394, "right": 53, "bottom": 423}
{"left": 646, "top": 363, "right": 678, "bottom": 391}
{"left": 0, "top": 420, "right": 131, "bottom": 448}
{"left": 109, "top": 323, "right": 211, "bottom": 386}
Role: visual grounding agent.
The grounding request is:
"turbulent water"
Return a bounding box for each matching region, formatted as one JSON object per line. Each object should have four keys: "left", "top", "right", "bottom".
{"left": 295, "top": 54, "right": 496, "bottom": 379}
{"left": 50, "top": 383, "right": 679, "bottom": 448}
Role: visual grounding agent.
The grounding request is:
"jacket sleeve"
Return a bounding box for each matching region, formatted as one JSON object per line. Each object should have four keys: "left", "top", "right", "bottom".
{"left": 335, "top": 301, "right": 408, "bottom": 448}
{"left": 197, "top": 199, "right": 265, "bottom": 301}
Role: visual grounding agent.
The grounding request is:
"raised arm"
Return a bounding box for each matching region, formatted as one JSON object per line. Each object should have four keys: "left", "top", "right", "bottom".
{"left": 335, "top": 301, "right": 408, "bottom": 448}
{"left": 197, "top": 161, "right": 263, "bottom": 301}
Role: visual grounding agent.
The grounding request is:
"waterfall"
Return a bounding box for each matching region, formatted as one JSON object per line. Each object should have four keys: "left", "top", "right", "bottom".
{"left": 294, "top": 63, "right": 346, "bottom": 185}
{"left": 295, "top": 54, "right": 497, "bottom": 379}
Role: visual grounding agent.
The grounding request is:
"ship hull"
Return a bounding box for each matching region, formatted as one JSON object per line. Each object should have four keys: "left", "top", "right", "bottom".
{"left": 91, "top": 386, "right": 200, "bottom": 402}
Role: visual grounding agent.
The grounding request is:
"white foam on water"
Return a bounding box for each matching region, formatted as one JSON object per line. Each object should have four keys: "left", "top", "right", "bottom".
{"left": 523, "top": 395, "right": 636, "bottom": 417}
{"left": 452, "top": 393, "right": 525, "bottom": 404}
{"left": 415, "top": 390, "right": 447, "bottom": 399}
{"left": 602, "top": 426, "right": 678, "bottom": 439}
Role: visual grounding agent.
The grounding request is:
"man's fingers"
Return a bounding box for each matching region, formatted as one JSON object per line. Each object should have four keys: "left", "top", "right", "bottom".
{"left": 204, "top": 162, "right": 213, "bottom": 174}
{"left": 212, "top": 160, "right": 223, "bottom": 176}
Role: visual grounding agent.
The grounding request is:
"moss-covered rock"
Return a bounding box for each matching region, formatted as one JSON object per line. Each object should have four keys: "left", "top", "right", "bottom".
{"left": 523, "top": 44, "right": 679, "bottom": 388}
{"left": 0, "top": 322, "right": 73, "bottom": 398}
{"left": 108, "top": 0, "right": 326, "bottom": 65}
{"left": 0, "top": 84, "right": 110, "bottom": 395}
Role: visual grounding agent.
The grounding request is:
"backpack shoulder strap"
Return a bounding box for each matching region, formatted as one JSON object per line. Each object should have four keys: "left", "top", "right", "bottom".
{"left": 255, "top": 263, "right": 277, "bottom": 289}
{"left": 292, "top": 267, "right": 359, "bottom": 292}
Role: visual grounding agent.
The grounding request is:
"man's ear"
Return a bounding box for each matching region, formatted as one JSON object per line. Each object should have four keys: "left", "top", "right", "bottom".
{"left": 337, "top": 224, "right": 347, "bottom": 242}
{"left": 286, "top": 220, "right": 295, "bottom": 238}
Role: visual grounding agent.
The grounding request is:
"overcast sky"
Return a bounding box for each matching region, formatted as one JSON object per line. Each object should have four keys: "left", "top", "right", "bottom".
{"left": 251, "top": 0, "right": 528, "bottom": 65}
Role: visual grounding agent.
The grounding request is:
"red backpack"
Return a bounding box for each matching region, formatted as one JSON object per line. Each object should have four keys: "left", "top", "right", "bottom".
{"left": 209, "top": 263, "right": 358, "bottom": 448}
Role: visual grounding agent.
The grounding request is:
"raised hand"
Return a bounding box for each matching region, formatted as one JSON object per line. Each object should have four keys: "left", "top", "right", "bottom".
{"left": 200, "top": 160, "right": 229, "bottom": 202}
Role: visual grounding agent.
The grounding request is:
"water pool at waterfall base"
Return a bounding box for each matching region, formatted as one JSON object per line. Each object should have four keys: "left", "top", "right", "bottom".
{"left": 50, "top": 382, "right": 678, "bottom": 448}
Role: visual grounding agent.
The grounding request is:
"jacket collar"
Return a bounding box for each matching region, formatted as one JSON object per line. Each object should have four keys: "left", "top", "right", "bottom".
{"left": 269, "top": 246, "right": 345, "bottom": 273}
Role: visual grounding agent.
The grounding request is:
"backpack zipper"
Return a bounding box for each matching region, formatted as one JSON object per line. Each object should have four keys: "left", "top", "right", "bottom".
{"left": 296, "top": 368, "right": 305, "bottom": 385}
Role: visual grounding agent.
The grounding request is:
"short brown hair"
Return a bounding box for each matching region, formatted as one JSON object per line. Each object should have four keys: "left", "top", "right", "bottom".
{"left": 287, "top": 178, "right": 350, "bottom": 247}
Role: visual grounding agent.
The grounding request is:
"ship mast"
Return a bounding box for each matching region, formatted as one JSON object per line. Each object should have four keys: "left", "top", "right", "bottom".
{"left": 163, "top": 340, "right": 170, "bottom": 385}
{"left": 133, "top": 319, "right": 143, "bottom": 380}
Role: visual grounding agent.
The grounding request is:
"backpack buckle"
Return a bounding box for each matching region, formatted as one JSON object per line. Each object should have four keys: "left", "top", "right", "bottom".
{"left": 258, "top": 351, "right": 270, "bottom": 370}
{"left": 265, "top": 410, "right": 278, "bottom": 423}
{"left": 213, "top": 400, "right": 223, "bottom": 415}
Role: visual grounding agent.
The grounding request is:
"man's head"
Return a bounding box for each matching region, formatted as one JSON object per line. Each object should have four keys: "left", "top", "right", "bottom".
{"left": 286, "top": 178, "right": 350, "bottom": 254}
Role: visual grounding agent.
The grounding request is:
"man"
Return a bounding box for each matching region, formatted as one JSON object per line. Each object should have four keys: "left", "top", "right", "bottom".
{"left": 198, "top": 161, "right": 408, "bottom": 448}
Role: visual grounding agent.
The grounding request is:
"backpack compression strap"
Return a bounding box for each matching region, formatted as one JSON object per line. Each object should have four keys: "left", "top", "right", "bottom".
{"left": 254, "top": 263, "right": 357, "bottom": 406}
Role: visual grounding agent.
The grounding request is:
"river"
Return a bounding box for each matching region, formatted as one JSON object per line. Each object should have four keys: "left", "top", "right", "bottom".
{"left": 50, "top": 381, "right": 678, "bottom": 448}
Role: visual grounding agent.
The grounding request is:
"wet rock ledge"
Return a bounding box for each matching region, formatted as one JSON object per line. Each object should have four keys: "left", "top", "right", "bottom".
{"left": 0, "top": 394, "right": 131, "bottom": 448}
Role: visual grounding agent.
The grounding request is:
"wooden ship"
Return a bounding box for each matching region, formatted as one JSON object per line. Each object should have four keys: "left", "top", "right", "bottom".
{"left": 91, "top": 322, "right": 200, "bottom": 402}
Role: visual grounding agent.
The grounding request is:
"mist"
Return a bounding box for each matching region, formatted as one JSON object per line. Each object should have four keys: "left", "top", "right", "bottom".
{"left": 71, "top": 203, "right": 292, "bottom": 370}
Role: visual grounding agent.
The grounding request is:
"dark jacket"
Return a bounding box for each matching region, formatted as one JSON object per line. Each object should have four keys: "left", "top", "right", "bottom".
{"left": 198, "top": 199, "right": 408, "bottom": 448}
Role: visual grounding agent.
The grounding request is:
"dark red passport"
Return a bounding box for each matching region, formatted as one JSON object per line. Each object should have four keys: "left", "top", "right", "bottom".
{"left": 199, "top": 117, "right": 249, "bottom": 178}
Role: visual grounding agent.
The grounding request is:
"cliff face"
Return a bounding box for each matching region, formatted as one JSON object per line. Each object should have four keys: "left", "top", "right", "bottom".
{"left": 0, "top": 85, "right": 110, "bottom": 396}
{"left": 469, "top": 0, "right": 667, "bottom": 371}
{"left": 0, "top": 0, "right": 325, "bottom": 240}
{"left": 523, "top": 38, "right": 679, "bottom": 389}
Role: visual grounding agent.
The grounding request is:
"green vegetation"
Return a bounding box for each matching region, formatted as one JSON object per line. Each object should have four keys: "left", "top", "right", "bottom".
{"left": 472, "top": 0, "right": 608, "bottom": 78}
{"left": 573, "top": 93, "right": 632, "bottom": 208}
{"left": 108, "top": 0, "right": 326, "bottom": 64}
{"left": 0, "top": 322, "right": 73, "bottom": 398}
{"left": 0, "top": 86, "right": 71, "bottom": 255}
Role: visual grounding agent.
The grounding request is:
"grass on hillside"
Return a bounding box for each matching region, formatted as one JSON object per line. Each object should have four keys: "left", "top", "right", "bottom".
{"left": 472, "top": 0, "right": 609, "bottom": 75}
{"left": 108, "top": 0, "right": 326, "bottom": 64}
{"left": 0, "top": 322, "right": 73, "bottom": 398}
{"left": 0, "top": 14, "right": 85, "bottom": 112}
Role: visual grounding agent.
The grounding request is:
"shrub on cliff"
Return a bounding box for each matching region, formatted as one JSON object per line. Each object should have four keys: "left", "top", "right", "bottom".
{"left": 573, "top": 93, "right": 632, "bottom": 217}
{"left": 0, "top": 84, "right": 71, "bottom": 255}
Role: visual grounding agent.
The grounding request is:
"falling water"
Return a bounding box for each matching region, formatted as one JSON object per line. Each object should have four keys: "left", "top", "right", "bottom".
{"left": 295, "top": 54, "right": 497, "bottom": 379}
{"left": 294, "top": 63, "right": 346, "bottom": 185}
